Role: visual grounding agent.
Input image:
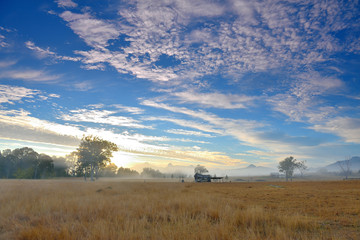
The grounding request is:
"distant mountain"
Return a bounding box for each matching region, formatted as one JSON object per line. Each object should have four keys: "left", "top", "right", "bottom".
{"left": 245, "top": 164, "right": 257, "bottom": 169}
{"left": 320, "top": 156, "right": 360, "bottom": 172}
{"left": 225, "top": 164, "right": 276, "bottom": 177}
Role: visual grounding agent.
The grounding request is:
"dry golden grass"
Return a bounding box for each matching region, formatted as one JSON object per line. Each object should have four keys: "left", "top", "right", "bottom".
{"left": 0, "top": 179, "right": 359, "bottom": 240}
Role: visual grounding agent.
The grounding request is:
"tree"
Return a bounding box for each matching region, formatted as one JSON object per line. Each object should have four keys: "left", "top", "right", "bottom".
{"left": 12, "top": 147, "right": 39, "bottom": 175}
{"left": 141, "top": 167, "right": 164, "bottom": 178}
{"left": 194, "top": 165, "right": 208, "bottom": 174}
{"left": 75, "top": 135, "right": 118, "bottom": 181}
{"left": 65, "top": 151, "right": 82, "bottom": 177}
{"left": 1, "top": 148, "right": 55, "bottom": 179}
{"left": 2, "top": 153, "right": 17, "bottom": 178}
{"left": 100, "top": 163, "right": 118, "bottom": 177}
{"left": 35, "top": 154, "right": 54, "bottom": 179}
{"left": 117, "top": 167, "right": 139, "bottom": 177}
{"left": 297, "top": 160, "right": 308, "bottom": 178}
{"left": 278, "top": 156, "right": 305, "bottom": 182}
{"left": 338, "top": 157, "right": 351, "bottom": 179}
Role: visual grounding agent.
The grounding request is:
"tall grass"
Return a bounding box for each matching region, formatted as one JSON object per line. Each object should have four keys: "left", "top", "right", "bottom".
{"left": 0, "top": 180, "right": 359, "bottom": 239}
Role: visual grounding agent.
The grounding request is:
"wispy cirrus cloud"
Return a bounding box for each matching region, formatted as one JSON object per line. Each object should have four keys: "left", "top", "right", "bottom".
{"left": 56, "top": 0, "right": 77, "bottom": 8}
{"left": 0, "top": 26, "right": 11, "bottom": 48}
{"left": 141, "top": 99, "right": 265, "bottom": 145}
{"left": 25, "top": 41, "right": 81, "bottom": 62}
{"left": 0, "top": 109, "right": 82, "bottom": 146}
{"left": 54, "top": 0, "right": 359, "bottom": 87}
{"left": 310, "top": 117, "right": 360, "bottom": 143}
{"left": 0, "top": 84, "right": 40, "bottom": 104}
{"left": 0, "top": 69, "right": 60, "bottom": 82}
{"left": 0, "top": 84, "right": 60, "bottom": 105}
{"left": 141, "top": 98, "right": 337, "bottom": 161}
{"left": 165, "top": 129, "right": 214, "bottom": 138}
{"left": 268, "top": 71, "right": 344, "bottom": 122}
{"left": 59, "top": 11, "right": 120, "bottom": 49}
{"left": 171, "top": 90, "right": 256, "bottom": 109}
{"left": 112, "top": 104, "right": 145, "bottom": 115}
{"left": 61, "top": 108, "right": 153, "bottom": 129}
{"left": 0, "top": 60, "right": 17, "bottom": 68}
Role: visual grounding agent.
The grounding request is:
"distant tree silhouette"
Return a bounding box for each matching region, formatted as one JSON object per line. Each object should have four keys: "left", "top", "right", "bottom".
{"left": 297, "top": 160, "right": 308, "bottom": 178}
{"left": 117, "top": 167, "right": 139, "bottom": 177}
{"left": 194, "top": 165, "right": 208, "bottom": 174}
{"left": 338, "top": 157, "right": 351, "bottom": 179}
{"left": 141, "top": 167, "right": 164, "bottom": 178}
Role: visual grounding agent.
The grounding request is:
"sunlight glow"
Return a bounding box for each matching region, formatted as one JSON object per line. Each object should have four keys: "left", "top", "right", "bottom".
{"left": 112, "top": 151, "right": 140, "bottom": 168}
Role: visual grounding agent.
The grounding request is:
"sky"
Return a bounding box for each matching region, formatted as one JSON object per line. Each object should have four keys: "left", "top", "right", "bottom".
{"left": 0, "top": 0, "right": 359, "bottom": 173}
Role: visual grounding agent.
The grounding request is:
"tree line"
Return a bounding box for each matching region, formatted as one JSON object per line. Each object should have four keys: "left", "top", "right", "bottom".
{"left": 0, "top": 147, "right": 66, "bottom": 179}
{"left": 0, "top": 136, "right": 185, "bottom": 180}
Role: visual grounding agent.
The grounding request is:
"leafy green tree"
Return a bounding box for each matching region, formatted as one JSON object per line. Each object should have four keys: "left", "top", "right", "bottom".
{"left": 194, "top": 165, "right": 208, "bottom": 174}
{"left": 75, "top": 135, "right": 119, "bottom": 181}
{"left": 278, "top": 156, "right": 305, "bottom": 181}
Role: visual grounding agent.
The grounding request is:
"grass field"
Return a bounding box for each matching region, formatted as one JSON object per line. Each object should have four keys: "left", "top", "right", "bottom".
{"left": 0, "top": 179, "right": 359, "bottom": 240}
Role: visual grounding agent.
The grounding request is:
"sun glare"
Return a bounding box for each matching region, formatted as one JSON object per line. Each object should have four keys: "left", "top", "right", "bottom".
{"left": 112, "top": 151, "right": 138, "bottom": 168}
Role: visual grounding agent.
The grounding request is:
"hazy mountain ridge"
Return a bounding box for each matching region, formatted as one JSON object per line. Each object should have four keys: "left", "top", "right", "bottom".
{"left": 319, "top": 156, "right": 360, "bottom": 172}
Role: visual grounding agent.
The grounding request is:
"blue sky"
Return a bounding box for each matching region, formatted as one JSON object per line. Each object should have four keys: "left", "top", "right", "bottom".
{"left": 0, "top": 0, "right": 359, "bottom": 172}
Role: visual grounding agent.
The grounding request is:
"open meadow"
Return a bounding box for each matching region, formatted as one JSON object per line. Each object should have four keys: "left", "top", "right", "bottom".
{"left": 0, "top": 179, "right": 359, "bottom": 240}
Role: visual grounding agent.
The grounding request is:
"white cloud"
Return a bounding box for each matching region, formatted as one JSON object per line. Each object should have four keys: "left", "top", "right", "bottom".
{"left": 165, "top": 129, "right": 214, "bottom": 138}
{"left": 61, "top": 108, "right": 152, "bottom": 129}
{"left": 73, "top": 81, "right": 93, "bottom": 91}
{"left": 311, "top": 117, "right": 360, "bottom": 143}
{"left": 25, "top": 41, "right": 81, "bottom": 61}
{"left": 0, "top": 34, "right": 8, "bottom": 48}
{"left": 56, "top": 0, "right": 78, "bottom": 8}
{"left": 112, "top": 104, "right": 144, "bottom": 115}
{"left": 0, "top": 70, "right": 60, "bottom": 82}
{"left": 25, "top": 41, "right": 56, "bottom": 59}
{"left": 48, "top": 93, "right": 61, "bottom": 98}
{"left": 145, "top": 116, "right": 224, "bottom": 135}
{"left": 171, "top": 90, "right": 256, "bottom": 109}
{"left": 268, "top": 71, "right": 344, "bottom": 122}
{"left": 0, "top": 60, "right": 17, "bottom": 68}
{"left": 0, "top": 84, "right": 40, "bottom": 104}
{"left": 59, "top": 11, "right": 120, "bottom": 49}
{"left": 0, "top": 109, "right": 82, "bottom": 145}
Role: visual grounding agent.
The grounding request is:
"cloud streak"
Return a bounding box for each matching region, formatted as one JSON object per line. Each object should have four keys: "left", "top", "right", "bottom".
{"left": 61, "top": 108, "right": 153, "bottom": 129}
{"left": 0, "top": 70, "right": 60, "bottom": 82}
